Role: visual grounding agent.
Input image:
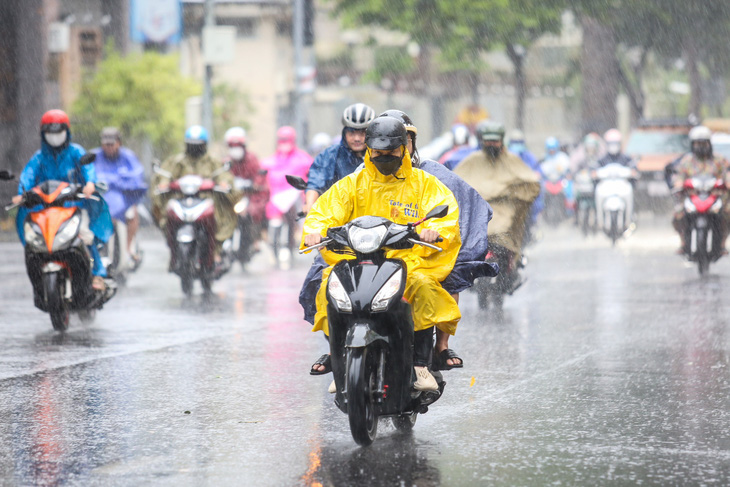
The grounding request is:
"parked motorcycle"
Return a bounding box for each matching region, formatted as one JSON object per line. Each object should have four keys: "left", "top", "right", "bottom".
{"left": 300, "top": 197, "right": 450, "bottom": 446}
{"left": 679, "top": 175, "right": 727, "bottom": 275}
{"left": 2, "top": 162, "right": 116, "bottom": 331}
{"left": 473, "top": 244, "right": 521, "bottom": 311}
{"left": 154, "top": 164, "right": 233, "bottom": 296}
{"left": 594, "top": 163, "right": 635, "bottom": 246}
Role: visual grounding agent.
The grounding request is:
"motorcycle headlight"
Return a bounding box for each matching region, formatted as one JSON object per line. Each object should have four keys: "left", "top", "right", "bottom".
{"left": 684, "top": 198, "right": 697, "bottom": 214}
{"left": 24, "top": 221, "right": 46, "bottom": 251}
{"left": 53, "top": 214, "right": 81, "bottom": 250}
{"left": 348, "top": 225, "right": 387, "bottom": 254}
{"left": 327, "top": 272, "right": 352, "bottom": 313}
{"left": 234, "top": 197, "right": 250, "bottom": 214}
{"left": 371, "top": 269, "right": 403, "bottom": 312}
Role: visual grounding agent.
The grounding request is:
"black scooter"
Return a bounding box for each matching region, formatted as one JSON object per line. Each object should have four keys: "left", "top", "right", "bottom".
{"left": 300, "top": 199, "right": 450, "bottom": 446}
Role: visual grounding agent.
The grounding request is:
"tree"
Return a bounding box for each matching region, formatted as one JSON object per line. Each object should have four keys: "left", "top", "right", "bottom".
{"left": 72, "top": 48, "right": 201, "bottom": 157}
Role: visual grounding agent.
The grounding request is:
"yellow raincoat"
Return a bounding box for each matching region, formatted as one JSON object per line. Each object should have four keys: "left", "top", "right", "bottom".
{"left": 302, "top": 149, "right": 462, "bottom": 336}
{"left": 454, "top": 150, "right": 540, "bottom": 258}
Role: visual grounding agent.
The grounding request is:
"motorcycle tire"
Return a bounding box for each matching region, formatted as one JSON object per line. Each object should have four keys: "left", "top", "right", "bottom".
{"left": 697, "top": 228, "right": 710, "bottom": 275}
{"left": 610, "top": 211, "right": 619, "bottom": 247}
{"left": 44, "top": 272, "right": 69, "bottom": 332}
{"left": 474, "top": 278, "right": 489, "bottom": 310}
{"left": 346, "top": 347, "right": 378, "bottom": 446}
{"left": 392, "top": 412, "right": 417, "bottom": 432}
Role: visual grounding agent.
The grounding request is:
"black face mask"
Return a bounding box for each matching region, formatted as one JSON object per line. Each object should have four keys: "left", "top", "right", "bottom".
{"left": 484, "top": 146, "right": 501, "bottom": 159}
{"left": 186, "top": 143, "right": 207, "bottom": 158}
{"left": 372, "top": 154, "right": 402, "bottom": 176}
{"left": 693, "top": 142, "right": 712, "bottom": 160}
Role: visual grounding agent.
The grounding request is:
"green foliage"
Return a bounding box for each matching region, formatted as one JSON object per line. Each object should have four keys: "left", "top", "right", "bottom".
{"left": 363, "top": 46, "right": 415, "bottom": 83}
{"left": 72, "top": 48, "right": 201, "bottom": 157}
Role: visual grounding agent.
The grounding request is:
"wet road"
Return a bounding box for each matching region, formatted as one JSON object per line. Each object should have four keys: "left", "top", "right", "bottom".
{"left": 1, "top": 215, "right": 730, "bottom": 486}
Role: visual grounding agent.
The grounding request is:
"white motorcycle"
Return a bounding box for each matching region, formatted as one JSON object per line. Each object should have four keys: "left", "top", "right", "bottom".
{"left": 594, "top": 163, "right": 636, "bottom": 246}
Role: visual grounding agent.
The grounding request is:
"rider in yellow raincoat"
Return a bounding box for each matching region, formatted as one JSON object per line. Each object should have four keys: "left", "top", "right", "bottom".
{"left": 302, "top": 117, "right": 462, "bottom": 391}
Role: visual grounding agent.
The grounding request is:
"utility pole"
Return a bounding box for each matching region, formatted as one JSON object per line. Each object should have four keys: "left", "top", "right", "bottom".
{"left": 202, "top": 0, "right": 215, "bottom": 138}
{"left": 292, "top": 0, "right": 304, "bottom": 146}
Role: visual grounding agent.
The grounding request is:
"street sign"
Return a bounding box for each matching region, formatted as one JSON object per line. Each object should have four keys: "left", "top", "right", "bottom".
{"left": 298, "top": 66, "right": 316, "bottom": 94}
{"left": 203, "top": 26, "right": 236, "bottom": 65}
{"left": 48, "top": 23, "right": 70, "bottom": 53}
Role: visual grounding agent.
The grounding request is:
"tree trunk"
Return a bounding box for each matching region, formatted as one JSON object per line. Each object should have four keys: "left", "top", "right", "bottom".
{"left": 580, "top": 16, "right": 618, "bottom": 135}
{"left": 685, "top": 39, "right": 702, "bottom": 118}
{"left": 507, "top": 44, "right": 526, "bottom": 130}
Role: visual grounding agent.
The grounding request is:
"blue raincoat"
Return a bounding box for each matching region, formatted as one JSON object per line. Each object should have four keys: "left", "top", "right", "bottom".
{"left": 305, "top": 138, "right": 364, "bottom": 194}
{"left": 298, "top": 156, "right": 497, "bottom": 325}
{"left": 443, "top": 146, "right": 479, "bottom": 170}
{"left": 16, "top": 137, "right": 114, "bottom": 274}
{"left": 92, "top": 147, "right": 148, "bottom": 221}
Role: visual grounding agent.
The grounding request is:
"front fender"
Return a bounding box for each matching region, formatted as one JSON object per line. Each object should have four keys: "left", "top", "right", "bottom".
{"left": 346, "top": 322, "right": 389, "bottom": 348}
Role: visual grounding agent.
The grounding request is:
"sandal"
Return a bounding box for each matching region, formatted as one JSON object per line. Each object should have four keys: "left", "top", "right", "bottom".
{"left": 432, "top": 348, "right": 463, "bottom": 371}
{"left": 310, "top": 354, "right": 332, "bottom": 375}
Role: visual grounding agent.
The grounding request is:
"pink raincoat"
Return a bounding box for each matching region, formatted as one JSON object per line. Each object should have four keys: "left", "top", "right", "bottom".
{"left": 261, "top": 146, "right": 312, "bottom": 220}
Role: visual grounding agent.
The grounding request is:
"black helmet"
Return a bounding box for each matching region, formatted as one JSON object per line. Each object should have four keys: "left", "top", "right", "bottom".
{"left": 379, "top": 109, "right": 417, "bottom": 135}
{"left": 476, "top": 120, "right": 505, "bottom": 143}
{"left": 365, "top": 117, "right": 408, "bottom": 151}
{"left": 342, "top": 103, "right": 376, "bottom": 129}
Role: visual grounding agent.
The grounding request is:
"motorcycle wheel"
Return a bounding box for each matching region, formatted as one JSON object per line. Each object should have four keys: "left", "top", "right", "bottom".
{"left": 44, "top": 272, "right": 69, "bottom": 332}
{"left": 474, "top": 278, "right": 489, "bottom": 310}
{"left": 392, "top": 412, "right": 418, "bottom": 432}
{"left": 610, "top": 211, "right": 619, "bottom": 247}
{"left": 201, "top": 275, "right": 212, "bottom": 295}
{"left": 697, "top": 228, "right": 710, "bottom": 275}
{"left": 346, "top": 347, "right": 378, "bottom": 446}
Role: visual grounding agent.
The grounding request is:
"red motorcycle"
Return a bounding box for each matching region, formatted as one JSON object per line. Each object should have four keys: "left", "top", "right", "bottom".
{"left": 680, "top": 175, "right": 727, "bottom": 275}
{"left": 155, "top": 165, "right": 232, "bottom": 296}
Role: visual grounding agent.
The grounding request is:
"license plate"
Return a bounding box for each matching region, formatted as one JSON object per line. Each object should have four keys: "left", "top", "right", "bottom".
{"left": 647, "top": 181, "right": 669, "bottom": 196}
{"left": 696, "top": 217, "right": 708, "bottom": 228}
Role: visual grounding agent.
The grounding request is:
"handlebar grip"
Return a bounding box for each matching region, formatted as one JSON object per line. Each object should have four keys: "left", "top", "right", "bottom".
{"left": 435, "top": 236, "right": 443, "bottom": 243}
{"left": 297, "top": 211, "right": 306, "bottom": 219}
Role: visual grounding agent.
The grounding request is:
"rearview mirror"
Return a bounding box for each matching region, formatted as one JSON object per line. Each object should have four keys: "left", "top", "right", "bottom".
{"left": 0, "top": 170, "right": 14, "bottom": 181}
{"left": 79, "top": 153, "right": 96, "bottom": 165}
{"left": 425, "top": 205, "right": 448, "bottom": 220}
{"left": 286, "top": 175, "right": 307, "bottom": 191}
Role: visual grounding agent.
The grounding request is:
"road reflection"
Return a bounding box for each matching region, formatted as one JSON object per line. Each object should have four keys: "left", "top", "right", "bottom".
{"left": 301, "top": 433, "right": 441, "bottom": 486}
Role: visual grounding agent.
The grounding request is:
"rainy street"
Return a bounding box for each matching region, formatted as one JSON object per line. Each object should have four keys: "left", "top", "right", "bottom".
{"left": 0, "top": 213, "right": 729, "bottom": 486}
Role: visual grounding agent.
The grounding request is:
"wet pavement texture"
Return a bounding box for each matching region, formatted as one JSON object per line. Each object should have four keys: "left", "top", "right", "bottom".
{"left": 1, "top": 214, "right": 730, "bottom": 486}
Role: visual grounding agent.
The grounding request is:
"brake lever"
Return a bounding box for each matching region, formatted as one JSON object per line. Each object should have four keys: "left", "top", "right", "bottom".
{"left": 407, "top": 238, "right": 443, "bottom": 251}
{"left": 299, "top": 238, "right": 333, "bottom": 254}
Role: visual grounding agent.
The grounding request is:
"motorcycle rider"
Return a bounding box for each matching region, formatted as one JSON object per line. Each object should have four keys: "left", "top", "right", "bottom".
{"left": 261, "top": 126, "right": 313, "bottom": 265}
{"left": 672, "top": 125, "right": 730, "bottom": 253}
{"left": 152, "top": 125, "right": 237, "bottom": 269}
{"left": 303, "top": 117, "right": 462, "bottom": 392}
{"left": 13, "top": 109, "right": 114, "bottom": 291}
{"left": 454, "top": 120, "right": 541, "bottom": 288}
{"left": 93, "top": 127, "right": 147, "bottom": 264}
{"left": 302, "top": 103, "right": 376, "bottom": 213}
{"left": 224, "top": 126, "right": 269, "bottom": 250}
{"left": 306, "top": 110, "right": 495, "bottom": 375}
{"left": 439, "top": 123, "right": 473, "bottom": 166}
{"left": 597, "top": 129, "right": 634, "bottom": 168}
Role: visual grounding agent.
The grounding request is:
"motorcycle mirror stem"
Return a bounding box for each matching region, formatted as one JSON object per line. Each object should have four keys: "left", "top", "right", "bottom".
{"left": 285, "top": 175, "right": 307, "bottom": 191}
{"left": 411, "top": 205, "right": 449, "bottom": 227}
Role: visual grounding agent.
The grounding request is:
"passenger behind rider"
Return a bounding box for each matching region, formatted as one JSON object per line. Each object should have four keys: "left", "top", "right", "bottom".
{"left": 13, "top": 110, "right": 114, "bottom": 291}
{"left": 302, "top": 103, "right": 376, "bottom": 213}
{"left": 93, "top": 127, "right": 148, "bottom": 264}
{"left": 671, "top": 125, "right": 730, "bottom": 253}
{"left": 303, "top": 117, "right": 462, "bottom": 392}
{"left": 224, "top": 126, "right": 269, "bottom": 249}
{"left": 152, "top": 125, "right": 237, "bottom": 269}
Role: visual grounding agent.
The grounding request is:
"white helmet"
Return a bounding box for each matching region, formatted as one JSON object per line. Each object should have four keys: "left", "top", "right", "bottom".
{"left": 224, "top": 126, "right": 246, "bottom": 145}
{"left": 342, "top": 103, "right": 376, "bottom": 129}
{"left": 309, "top": 132, "right": 332, "bottom": 153}
{"left": 689, "top": 125, "right": 712, "bottom": 141}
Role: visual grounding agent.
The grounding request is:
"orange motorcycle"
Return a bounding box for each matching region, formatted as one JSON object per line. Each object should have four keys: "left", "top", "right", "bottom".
{"left": 5, "top": 172, "right": 115, "bottom": 331}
